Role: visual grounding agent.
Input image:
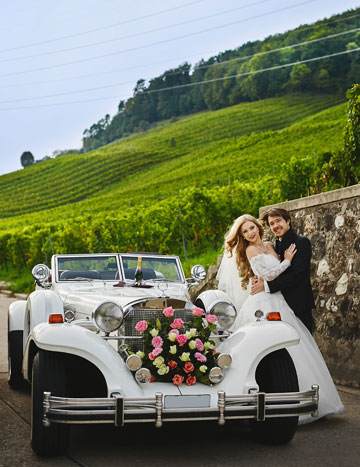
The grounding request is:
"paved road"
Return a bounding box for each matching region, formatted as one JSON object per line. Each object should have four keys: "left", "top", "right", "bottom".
{"left": 1, "top": 294, "right": 360, "bottom": 467}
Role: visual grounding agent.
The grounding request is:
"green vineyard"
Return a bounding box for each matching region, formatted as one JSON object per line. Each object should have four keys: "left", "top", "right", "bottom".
{"left": 0, "top": 93, "right": 345, "bottom": 228}
{"left": 0, "top": 92, "right": 349, "bottom": 290}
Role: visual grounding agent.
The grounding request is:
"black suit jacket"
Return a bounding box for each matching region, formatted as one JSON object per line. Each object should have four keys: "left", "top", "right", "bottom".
{"left": 267, "top": 228, "right": 315, "bottom": 332}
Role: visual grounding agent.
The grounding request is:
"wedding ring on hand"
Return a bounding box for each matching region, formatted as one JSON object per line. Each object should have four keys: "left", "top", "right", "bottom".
{"left": 285, "top": 243, "right": 297, "bottom": 260}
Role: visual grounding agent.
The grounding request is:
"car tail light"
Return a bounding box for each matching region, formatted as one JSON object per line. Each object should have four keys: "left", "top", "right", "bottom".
{"left": 49, "top": 314, "right": 64, "bottom": 324}
{"left": 267, "top": 312, "right": 281, "bottom": 321}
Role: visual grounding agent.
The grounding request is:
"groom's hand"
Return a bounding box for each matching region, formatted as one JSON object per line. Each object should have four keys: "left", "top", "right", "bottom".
{"left": 251, "top": 277, "right": 264, "bottom": 295}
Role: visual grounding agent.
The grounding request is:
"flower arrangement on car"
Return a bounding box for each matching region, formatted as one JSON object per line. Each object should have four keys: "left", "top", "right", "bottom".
{"left": 133, "top": 306, "right": 231, "bottom": 386}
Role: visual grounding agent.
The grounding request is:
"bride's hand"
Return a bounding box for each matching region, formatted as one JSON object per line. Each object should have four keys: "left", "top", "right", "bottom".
{"left": 284, "top": 243, "right": 297, "bottom": 261}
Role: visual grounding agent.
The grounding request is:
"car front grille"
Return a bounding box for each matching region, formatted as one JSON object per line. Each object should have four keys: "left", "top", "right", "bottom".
{"left": 123, "top": 306, "right": 193, "bottom": 353}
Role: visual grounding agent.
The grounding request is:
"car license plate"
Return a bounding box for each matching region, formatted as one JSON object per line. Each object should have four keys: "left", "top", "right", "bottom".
{"left": 164, "top": 394, "right": 210, "bottom": 409}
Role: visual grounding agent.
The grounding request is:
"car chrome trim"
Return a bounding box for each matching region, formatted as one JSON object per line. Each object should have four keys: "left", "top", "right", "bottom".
{"left": 42, "top": 385, "right": 319, "bottom": 427}
{"left": 103, "top": 333, "right": 229, "bottom": 341}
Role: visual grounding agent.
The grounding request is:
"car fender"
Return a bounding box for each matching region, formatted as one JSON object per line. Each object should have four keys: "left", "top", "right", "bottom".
{"left": 8, "top": 300, "right": 27, "bottom": 332}
{"left": 195, "top": 289, "right": 235, "bottom": 311}
{"left": 23, "top": 322, "right": 140, "bottom": 396}
{"left": 27, "top": 289, "right": 64, "bottom": 330}
{"left": 218, "top": 320, "right": 300, "bottom": 394}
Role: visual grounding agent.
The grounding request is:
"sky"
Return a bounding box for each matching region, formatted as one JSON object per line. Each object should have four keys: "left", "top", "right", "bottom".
{"left": 0, "top": 0, "right": 359, "bottom": 175}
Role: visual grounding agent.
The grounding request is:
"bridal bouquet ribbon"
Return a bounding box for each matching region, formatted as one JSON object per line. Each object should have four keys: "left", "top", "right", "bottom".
{"left": 134, "top": 306, "right": 218, "bottom": 386}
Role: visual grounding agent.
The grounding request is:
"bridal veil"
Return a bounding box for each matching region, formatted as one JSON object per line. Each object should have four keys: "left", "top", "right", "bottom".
{"left": 216, "top": 253, "right": 249, "bottom": 312}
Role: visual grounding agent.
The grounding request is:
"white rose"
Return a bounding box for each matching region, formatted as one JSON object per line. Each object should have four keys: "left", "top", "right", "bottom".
{"left": 157, "top": 364, "right": 169, "bottom": 375}
{"left": 150, "top": 328, "right": 159, "bottom": 337}
{"left": 204, "top": 341, "right": 214, "bottom": 350}
{"left": 179, "top": 352, "right": 190, "bottom": 362}
{"left": 168, "top": 332, "right": 177, "bottom": 342}
{"left": 153, "top": 356, "right": 165, "bottom": 367}
{"left": 188, "top": 340, "right": 197, "bottom": 350}
{"left": 169, "top": 345, "right": 177, "bottom": 355}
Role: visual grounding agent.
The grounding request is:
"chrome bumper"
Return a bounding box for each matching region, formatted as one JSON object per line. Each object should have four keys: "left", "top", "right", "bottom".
{"left": 43, "top": 385, "right": 319, "bottom": 427}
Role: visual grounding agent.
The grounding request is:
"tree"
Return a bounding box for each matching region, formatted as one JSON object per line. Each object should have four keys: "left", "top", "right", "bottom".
{"left": 79, "top": 8, "right": 360, "bottom": 152}
{"left": 20, "top": 151, "right": 35, "bottom": 168}
{"left": 287, "top": 64, "right": 312, "bottom": 91}
{"left": 314, "top": 68, "right": 331, "bottom": 92}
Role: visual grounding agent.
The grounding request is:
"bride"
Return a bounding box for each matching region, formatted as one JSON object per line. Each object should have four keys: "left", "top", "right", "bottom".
{"left": 217, "top": 214, "right": 344, "bottom": 424}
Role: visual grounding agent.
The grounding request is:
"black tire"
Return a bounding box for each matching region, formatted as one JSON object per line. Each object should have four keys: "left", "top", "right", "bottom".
{"left": 8, "top": 331, "right": 25, "bottom": 389}
{"left": 249, "top": 349, "right": 299, "bottom": 444}
{"left": 31, "top": 351, "right": 69, "bottom": 457}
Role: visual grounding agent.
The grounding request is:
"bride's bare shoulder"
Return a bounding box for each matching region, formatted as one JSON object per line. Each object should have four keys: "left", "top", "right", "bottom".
{"left": 245, "top": 245, "right": 259, "bottom": 260}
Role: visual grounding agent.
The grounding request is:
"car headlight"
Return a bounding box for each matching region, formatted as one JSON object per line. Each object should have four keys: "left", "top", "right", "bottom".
{"left": 93, "top": 302, "right": 123, "bottom": 333}
{"left": 208, "top": 301, "right": 237, "bottom": 330}
{"left": 32, "top": 264, "right": 50, "bottom": 282}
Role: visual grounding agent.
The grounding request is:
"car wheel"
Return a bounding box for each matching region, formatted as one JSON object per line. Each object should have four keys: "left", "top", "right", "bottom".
{"left": 31, "top": 350, "right": 69, "bottom": 457}
{"left": 8, "top": 330, "right": 25, "bottom": 389}
{"left": 249, "top": 348, "right": 299, "bottom": 444}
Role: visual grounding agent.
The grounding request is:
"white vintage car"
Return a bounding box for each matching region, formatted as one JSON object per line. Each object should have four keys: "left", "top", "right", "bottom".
{"left": 8, "top": 253, "right": 318, "bottom": 457}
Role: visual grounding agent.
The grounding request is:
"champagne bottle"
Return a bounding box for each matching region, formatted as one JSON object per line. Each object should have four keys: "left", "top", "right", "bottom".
{"left": 134, "top": 256, "right": 143, "bottom": 283}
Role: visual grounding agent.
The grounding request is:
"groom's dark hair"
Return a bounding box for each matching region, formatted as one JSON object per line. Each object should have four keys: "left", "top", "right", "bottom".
{"left": 261, "top": 207, "right": 291, "bottom": 226}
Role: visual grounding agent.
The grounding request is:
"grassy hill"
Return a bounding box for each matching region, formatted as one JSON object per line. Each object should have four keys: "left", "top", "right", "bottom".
{"left": 0, "top": 91, "right": 351, "bottom": 293}
{"left": 0, "top": 92, "right": 345, "bottom": 232}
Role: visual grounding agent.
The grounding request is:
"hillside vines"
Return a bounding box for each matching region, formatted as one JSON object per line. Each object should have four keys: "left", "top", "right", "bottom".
{"left": 2, "top": 82, "right": 360, "bottom": 281}
{"left": 0, "top": 93, "right": 344, "bottom": 220}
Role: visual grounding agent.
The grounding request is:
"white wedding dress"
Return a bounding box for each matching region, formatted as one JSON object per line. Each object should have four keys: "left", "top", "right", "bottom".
{"left": 217, "top": 253, "right": 344, "bottom": 424}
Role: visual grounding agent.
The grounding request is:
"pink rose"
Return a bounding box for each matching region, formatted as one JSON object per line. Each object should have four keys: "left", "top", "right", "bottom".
{"left": 195, "top": 352, "right": 207, "bottom": 362}
{"left": 152, "top": 347, "right": 163, "bottom": 357}
{"left": 173, "top": 374, "right": 184, "bottom": 386}
{"left": 170, "top": 318, "right": 184, "bottom": 330}
{"left": 135, "top": 320, "right": 148, "bottom": 333}
{"left": 152, "top": 336, "right": 164, "bottom": 348}
{"left": 186, "top": 375, "right": 196, "bottom": 386}
{"left": 163, "top": 306, "right": 175, "bottom": 318}
{"left": 176, "top": 334, "right": 187, "bottom": 346}
{"left": 195, "top": 338, "right": 204, "bottom": 352}
{"left": 206, "top": 314, "right": 217, "bottom": 325}
{"left": 148, "top": 352, "right": 155, "bottom": 360}
{"left": 192, "top": 306, "right": 204, "bottom": 317}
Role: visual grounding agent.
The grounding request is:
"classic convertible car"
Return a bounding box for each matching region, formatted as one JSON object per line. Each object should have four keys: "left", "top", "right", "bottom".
{"left": 7, "top": 253, "right": 319, "bottom": 457}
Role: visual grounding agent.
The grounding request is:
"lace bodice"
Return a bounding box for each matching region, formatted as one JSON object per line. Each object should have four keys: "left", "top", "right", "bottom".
{"left": 249, "top": 254, "right": 290, "bottom": 281}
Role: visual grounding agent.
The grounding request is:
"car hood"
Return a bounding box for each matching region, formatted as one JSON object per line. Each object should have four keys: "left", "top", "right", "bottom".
{"left": 55, "top": 282, "right": 191, "bottom": 318}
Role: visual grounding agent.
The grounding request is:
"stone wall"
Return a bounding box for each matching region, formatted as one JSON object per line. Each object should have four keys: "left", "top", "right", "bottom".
{"left": 260, "top": 184, "right": 360, "bottom": 387}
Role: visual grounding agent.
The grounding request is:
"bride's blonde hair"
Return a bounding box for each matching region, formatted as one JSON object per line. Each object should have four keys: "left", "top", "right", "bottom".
{"left": 224, "top": 214, "right": 264, "bottom": 289}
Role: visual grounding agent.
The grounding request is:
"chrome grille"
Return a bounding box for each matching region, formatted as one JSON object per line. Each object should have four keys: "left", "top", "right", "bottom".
{"left": 123, "top": 307, "right": 193, "bottom": 353}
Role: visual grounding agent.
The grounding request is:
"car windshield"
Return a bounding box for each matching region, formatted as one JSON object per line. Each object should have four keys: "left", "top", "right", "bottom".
{"left": 120, "top": 255, "right": 183, "bottom": 282}
{"left": 57, "top": 256, "right": 119, "bottom": 281}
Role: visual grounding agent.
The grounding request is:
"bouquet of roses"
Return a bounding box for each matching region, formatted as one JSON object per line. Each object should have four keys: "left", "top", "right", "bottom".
{"left": 134, "top": 306, "right": 219, "bottom": 386}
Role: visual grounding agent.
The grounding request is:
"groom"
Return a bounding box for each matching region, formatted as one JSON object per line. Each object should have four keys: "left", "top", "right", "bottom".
{"left": 251, "top": 207, "right": 315, "bottom": 333}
